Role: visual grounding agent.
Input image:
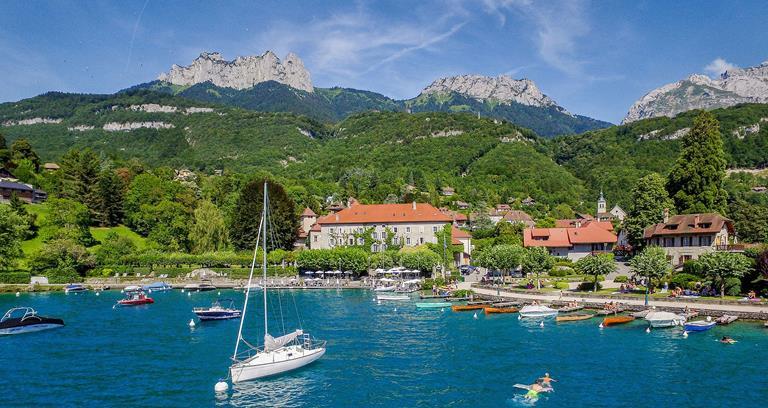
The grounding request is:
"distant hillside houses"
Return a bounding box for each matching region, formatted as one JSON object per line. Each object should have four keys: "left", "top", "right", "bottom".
{"left": 0, "top": 178, "right": 47, "bottom": 203}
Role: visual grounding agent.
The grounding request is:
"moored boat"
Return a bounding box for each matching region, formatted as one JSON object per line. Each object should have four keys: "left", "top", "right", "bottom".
{"left": 645, "top": 311, "right": 685, "bottom": 328}
{"left": 519, "top": 305, "right": 558, "bottom": 318}
{"left": 185, "top": 279, "right": 216, "bottom": 292}
{"left": 557, "top": 305, "right": 584, "bottom": 313}
{"left": 602, "top": 316, "right": 634, "bottom": 326}
{"left": 716, "top": 315, "right": 738, "bottom": 325}
{"left": 451, "top": 304, "right": 488, "bottom": 312}
{"left": 116, "top": 291, "right": 154, "bottom": 307}
{"left": 373, "top": 285, "right": 396, "bottom": 292}
{"left": 123, "top": 285, "right": 142, "bottom": 293}
{"left": 0, "top": 307, "right": 64, "bottom": 335}
{"left": 556, "top": 314, "right": 593, "bottom": 322}
{"left": 377, "top": 294, "right": 410, "bottom": 301}
{"left": 64, "top": 283, "right": 88, "bottom": 294}
{"left": 683, "top": 320, "right": 716, "bottom": 332}
{"left": 416, "top": 302, "right": 451, "bottom": 309}
{"left": 193, "top": 299, "right": 241, "bottom": 321}
{"left": 142, "top": 282, "right": 172, "bottom": 292}
{"left": 484, "top": 307, "right": 518, "bottom": 314}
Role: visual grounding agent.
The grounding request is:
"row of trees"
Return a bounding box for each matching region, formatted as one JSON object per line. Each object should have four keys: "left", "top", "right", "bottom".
{"left": 295, "top": 247, "right": 442, "bottom": 274}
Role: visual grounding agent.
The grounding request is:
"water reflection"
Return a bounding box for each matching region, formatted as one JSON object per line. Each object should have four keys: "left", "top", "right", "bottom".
{"left": 219, "top": 375, "right": 313, "bottom": 407}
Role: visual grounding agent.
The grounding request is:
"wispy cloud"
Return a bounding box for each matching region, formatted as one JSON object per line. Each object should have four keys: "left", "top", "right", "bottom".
{"left": 480, "top": 0, "right": 590, "bottom": 77}
{"left": 253, "top": 6, "right": 466, "bottom": 83}
{"left": 704, "top": 57, "right": 737, "bottom": 77}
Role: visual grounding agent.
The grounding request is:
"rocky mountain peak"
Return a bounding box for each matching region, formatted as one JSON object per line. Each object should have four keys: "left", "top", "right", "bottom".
{"left": 158, "top": 51, "right": 313, "bottom": 92}
{"left": 420, "top": 74, "right": 565, "bottom": 111}
{"left": 623, "top": 59, "right": 768, "bottom": 123}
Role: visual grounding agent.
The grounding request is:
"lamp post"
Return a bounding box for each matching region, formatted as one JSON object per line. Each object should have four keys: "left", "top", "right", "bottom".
{"left": 644, "top": 274, "right": 649, "bottom": 306}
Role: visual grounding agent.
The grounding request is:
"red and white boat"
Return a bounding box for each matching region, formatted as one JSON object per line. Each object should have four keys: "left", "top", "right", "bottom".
{"left": 116, "top": 291, "right": 154, "bottom": 307}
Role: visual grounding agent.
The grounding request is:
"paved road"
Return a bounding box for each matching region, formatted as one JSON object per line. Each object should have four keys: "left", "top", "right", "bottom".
{"left": 460, "top": 283, "right": 768, "bottom": 315}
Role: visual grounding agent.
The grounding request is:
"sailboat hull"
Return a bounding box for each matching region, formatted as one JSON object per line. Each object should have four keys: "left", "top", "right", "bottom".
{"left": 230, "top": 345, "right": 326, "bottom": 383}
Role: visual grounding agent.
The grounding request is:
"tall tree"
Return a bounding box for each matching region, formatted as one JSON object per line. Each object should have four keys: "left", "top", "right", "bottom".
{"left": 9, "top": 138, "right": 40, "bottom": 171}
{"left": 58, "top": 148, "right": 102, "bottom": 218}
{"left": 623, "top": 173, "right": 674, "bottom": 249}
{"left": 575, "top": 253, "right": 616, "bottom": 291}
{"left": 230, "top": 179, "right": 298, "bottom": 251}
{"left": 94, "top": 168, "right": 124, "bottom": 226}
{"left": 0, "top": 205, "right": 27, "bottom": 269}
{"left": 522, "top": 246, "right": 555, "bottom": 290}
{"left": 0, "top": 132, "right": 9, "bottom": 166}
{"left": 629, "top": 246, "right": 670, "bottom": 289}
{"left": 9, "top": 192, "right": 36, "bottom": 239}
{"left": 666, "top": 112, "right": 728, "bottom": 214}
{"left": 189, "top": 200, "right": 229, "bottom": 253}
{"left": 698, "top": 251, "right": 753, "bottom": 297}
{"left": 42, "top": 197, "right": 95, "bottom": 246}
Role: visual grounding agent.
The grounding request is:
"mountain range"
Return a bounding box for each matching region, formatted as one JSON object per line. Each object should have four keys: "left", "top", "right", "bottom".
{"left": 128, "top": 51, "right": 612, "bottom": 137}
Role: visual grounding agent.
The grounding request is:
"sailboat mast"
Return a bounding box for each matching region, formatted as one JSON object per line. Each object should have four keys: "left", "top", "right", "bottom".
{"left": 262, "top": 181, "right": 269, "bottom": 336}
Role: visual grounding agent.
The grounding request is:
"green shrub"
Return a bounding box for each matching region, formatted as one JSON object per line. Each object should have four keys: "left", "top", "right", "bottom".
{"left": 549, "top": 268, "right": 570, "bottom": 277}
{"left": 452, "top": 289, "right": 474, "bottom": 297}
{"left": 45, "top": 268, "right": 82, "bottom": 284}
{"left": 553, "top": 281, "right": 570, "bottom": 290}
{"left": 554, "top": 259, "right": 573, "bottom": 267}
{"left": 725, "top": 277, "right": 741, "bottom": 296}
{"left": 422, "top": 278, "right": 446, "bottom": 290}
{"left": 669, "top": 273, "right": 699, "bottom": 288}
{"left": 576, "top": 281, "right": 602, "bottom": 291}
{"left": 682, "top": 260, "right": 703, "bottom": 276}
{"left": 613, "top": 275, "right": 629, "bottom": 283}
{"left": 0, "top": 272, "right": 31, "bottom": 284}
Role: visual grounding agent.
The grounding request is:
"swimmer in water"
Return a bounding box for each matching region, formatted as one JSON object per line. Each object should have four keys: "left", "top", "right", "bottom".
{"left": 537, "top": 373, "right": 556, "bottom": 390}
{"left": 720, "top": 336, "right": 736, "bottom": 344}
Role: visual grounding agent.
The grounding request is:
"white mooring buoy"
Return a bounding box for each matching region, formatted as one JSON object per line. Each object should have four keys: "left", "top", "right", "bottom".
{"left": 440, "top": 308, "right": 445, "bottom": 312}
{"left": 394, "top": 307, "right": 397, "bottom": 312}
{"left": 518, "top": 315, "right": 522, "bottom": 320}
{"left": 181, "top": 289, "right": 185, "bottom": 293}
{"left": 646, "top": 327, "right": 651, "bottom": 333}
{"left": 540, "top": 321, "right": 544, "bottom": 328}
{"left": 95, "top": 292, "right": 100, "bottom": 296}
{"left": 599, "top": 323, "right": 604, "bottom": 329}
{"left": 218, "top": 291, "right": 221, "bottom": 296}
{"left": 473, "top": 312, "right": 478, "bottom": 319}
{"left": 215, "top": 381, "right": 229, "bottom": 393}
{"left": 188, "top": 292, "right": 192, "bottom": 297}
{"left": 16, "top": 291, "right": 21, "bottom": 297}
{"left": 189, "top": 319, "right": 196, "bottom": 328}
{"left": 682, "top": 331, "right": 688, "bottom": 338}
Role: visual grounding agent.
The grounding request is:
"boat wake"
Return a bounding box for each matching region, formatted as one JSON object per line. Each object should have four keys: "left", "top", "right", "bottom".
{"left": 218, "top": 376, "right": 312, "bottom": 407}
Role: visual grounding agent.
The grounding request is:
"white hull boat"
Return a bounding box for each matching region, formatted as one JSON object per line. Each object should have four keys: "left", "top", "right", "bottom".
{"left": 374, "top": 286, "right": 396, "bottom": 292}
{"left": 231, "top": 342, "right": 326, "bottom": 382}
{"left": 645, "top": 311, "right": 686, "bottom": 328}
{"left": 519, "top": 305, "right": 558, "bottom": 318}
{"left": 377, "top": 294, "right": 410, "bottom": 301}
{"left": 223, "top": 182, "right": 325, "bottom": 387}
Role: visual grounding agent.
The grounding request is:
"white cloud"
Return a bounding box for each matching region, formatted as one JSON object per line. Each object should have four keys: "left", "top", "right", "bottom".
{"left": 704, "top": 57, "right": 737, "bottom": 77}
{"left": 253, "top": 6, "right": 466, "bottom": 84}
{"left": 480, "top": 0, "right": 590, "bottom": 77}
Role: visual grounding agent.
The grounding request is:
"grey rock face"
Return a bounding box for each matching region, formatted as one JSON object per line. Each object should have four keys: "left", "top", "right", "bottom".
{"left": 624, "top": 61, "right": 768, "bottom": 123}
{"left": 158, "top": 51, "right": 313, "bottom": 92}
{"left": 420, "top": 75, "right": 565, "bottom": 112}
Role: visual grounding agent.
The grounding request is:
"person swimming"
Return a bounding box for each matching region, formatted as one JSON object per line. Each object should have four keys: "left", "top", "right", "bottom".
{"left": 537, "top": 372, "right": 556, "bottom": 389}
{"left": 720, "top": 336, "right": 736, "bottom": 344}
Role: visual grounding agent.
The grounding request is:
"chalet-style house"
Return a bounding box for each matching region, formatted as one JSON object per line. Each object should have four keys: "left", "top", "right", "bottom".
{"left": 523, "top": 223, "right": 618, "bottom": 261}
{"left": 301, "top": 202, "right": 473, "bottom": 266}
{"left": 0, "top": 180, "right": 47, "bottom": 203}
{"left": 643, "top": 213, "right": 738, "bottom": 266}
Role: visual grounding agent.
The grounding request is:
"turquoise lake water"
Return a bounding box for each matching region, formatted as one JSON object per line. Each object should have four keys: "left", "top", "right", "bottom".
{"left": 1, "top": 289, "right": 767, "bottom": 407}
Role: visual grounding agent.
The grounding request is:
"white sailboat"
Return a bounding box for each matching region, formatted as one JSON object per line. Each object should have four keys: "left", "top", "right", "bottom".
{"left": 226, "top": 182, "right": 326, "bottom": 385}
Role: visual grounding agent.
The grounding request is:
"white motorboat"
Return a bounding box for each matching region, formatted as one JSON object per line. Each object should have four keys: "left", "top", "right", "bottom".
{"left": 377, "top": 294, "right": 410, "bottom": 301}
{"left": 226, "top": 182, "right": 325, "bottom": 384}
{"left": 122, "top": 285, "right": 142, "bottom": 293}
{"left": 519, "top": 305, "right": 559, "bottom": 318}
{"left": 645, "top": 311, "right": 686, "bottom": 328}
{"left": 374, "top": 286, "right": 396, "bottom": 292}
{"left": 0, "top": 307, "right": 64, "bottom": 335}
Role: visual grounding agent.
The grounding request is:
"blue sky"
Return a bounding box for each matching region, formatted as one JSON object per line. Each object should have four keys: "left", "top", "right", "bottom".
{"left": 1, "top": 0, "right": 767, "bottom": 122}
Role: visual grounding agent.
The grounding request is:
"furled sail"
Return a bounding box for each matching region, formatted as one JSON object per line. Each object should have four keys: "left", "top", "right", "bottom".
{"left": 264, "top": 329, "right": 303, "bottom": 351}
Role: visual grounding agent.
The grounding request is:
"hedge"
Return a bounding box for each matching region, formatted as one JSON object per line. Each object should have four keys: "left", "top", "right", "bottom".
{"left": 553, "top": 281, "right": 570, "bottom": 290}
{"left": 0, "top": 272, "right": 31, "bottom": 284}
{"left": 614, "top": 275, "right": 629, "bottom": 283}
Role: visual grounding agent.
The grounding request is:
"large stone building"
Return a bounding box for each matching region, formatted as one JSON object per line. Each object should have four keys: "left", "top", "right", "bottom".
{"left": 303, "top": 202, "right": 472, "bottom": 264}
{"left": 523, "top": 222, "right": 618, "bottom": 261}
{"left": 643, "top": 213, "right": 738, "bottom": 266}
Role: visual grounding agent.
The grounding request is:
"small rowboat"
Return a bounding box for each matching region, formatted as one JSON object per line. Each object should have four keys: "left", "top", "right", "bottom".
{"left": 377, "top": 294, "right": 409, "bottom": 301}
{"left": 484, "top": 307, "right": 518, "bottom": 314}
{"left": 451, "top": 304, "right": 489, "bottom": 312}
{"left": 683, "top": 320, "right": 716, "bottom": 332}
{"left": 602, "top": 316, "right": 634, "bottom": 326}
{"left": 416, "top": 302, "right": 451, "bottom": 309}
{"left": 556, "top": 314, "right": 593, "bottom": 322}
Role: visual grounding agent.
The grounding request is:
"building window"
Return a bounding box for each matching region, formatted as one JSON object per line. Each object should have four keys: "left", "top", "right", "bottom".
{"left": 393, "top": 227, "right": 398, "bottom": 233}
{"left": 329, "top": 238, "right": 336, "bottom": 246}
{"left": 313, "top": 236, "right": 318, "bottom": 242}
{"left": 699, "top": 236, "right": 712, "bottom": 246}
{"left": 419, "top": 237, "right": 424, "bottom": 244}
{"left": 357, "top": 238, "right": 364, "bottom": 245}
{"left": 330, "top": 228, "right": 334, "bottom": 234}
{"left": 406, "top": 227, "right": 411, "bottom": 233}
{"left": 372, "top": 232, "right": 377, "bottom": 239}
{"left": 406, "top": 237, "right": 411, "bottom": 245}
{"left": 348, "top": 237, "right": 354, "bottom": 246}
{"left": 380, "top": 231, "right": 386, "bottom": 239}
{"left": 393, "top": 237, "right": 399, "bottom": 245}
{"left": 372, "top": 244, "right": 379, "bottom": 252}
{"left": 663, "top": 237, "right": 675, "bottom": 247}
{"left": 432, "top": 226, "right": 438, "bottom": 233}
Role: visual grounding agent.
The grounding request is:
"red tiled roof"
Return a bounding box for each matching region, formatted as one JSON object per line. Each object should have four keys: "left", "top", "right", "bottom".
{"left": 643, "top": 213, "right": 733, "bottom": 238}
{"left": 316, "top": 203, "right": 452, "bottom": 224}
{"left": 503, "top": 210, "right": 533, "bottom": 222}
{"left": 297, "top": 227, "right": 308, "bottom": 238}
{"left": 524, "top": 223, "right": 617, "bottom": 248}
{"left": 301, "top": 207, "right": 316, "bottom": 217}
{"left": 451, "top": 225, "right": 471, "bottom": 239}
{"left": 310, "top": 223, "right": 321, "bottom": 232}
{"left": 555, "top": 219, "right": 614, "bottom": 231}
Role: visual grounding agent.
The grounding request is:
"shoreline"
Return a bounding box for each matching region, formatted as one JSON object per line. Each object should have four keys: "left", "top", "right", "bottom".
{"left": 469, "top": 284, "right": 768, "bottom": 320}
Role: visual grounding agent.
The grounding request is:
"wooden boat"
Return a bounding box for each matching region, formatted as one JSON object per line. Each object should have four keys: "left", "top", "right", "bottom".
{"left": 716, "top": 315, "right": 738, "bottom": 325}
{"left": 484, "top": 307, "right": 518, "bottom": 314}
{"left": 602, "top": 316, "right": 634, "bottom": 326}
{"left": 556, "top": 314, "right": 593, "bottom": 322}
{"left": 557, "top": 305, "right": 584, "bottom": 313}
{"left": 451, "top": 304, "right": 488, "bottom": 312}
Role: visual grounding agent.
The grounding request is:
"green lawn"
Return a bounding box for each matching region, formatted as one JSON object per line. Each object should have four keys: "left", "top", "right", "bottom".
{"left": 90, "top": 225, "right": 147, "bottom": 249}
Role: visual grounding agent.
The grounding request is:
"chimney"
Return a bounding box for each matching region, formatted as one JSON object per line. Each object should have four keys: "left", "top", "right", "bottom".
{"left": 575, "top": 220, "right": 581, "bottom": 228}
{"left": 412, "top": 201, "right": 416, "bottom": 210}
{"left": 663, "top": 208, "right": 669, "bottom": 223}
{"left": 694, "top": 214, "right": 700, "bottom": 227}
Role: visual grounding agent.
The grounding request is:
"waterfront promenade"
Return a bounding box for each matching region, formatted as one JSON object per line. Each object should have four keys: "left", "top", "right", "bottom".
{"left": 464, "top": 282, "right": 768, "bottom": 318}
